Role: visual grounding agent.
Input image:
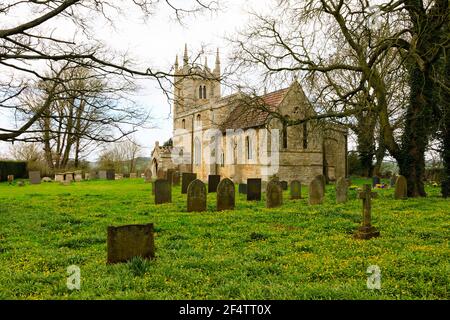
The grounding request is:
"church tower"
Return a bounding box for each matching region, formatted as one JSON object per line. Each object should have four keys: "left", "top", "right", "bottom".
{"left": 173, "top": 44, "right": 221, "bottom": 120}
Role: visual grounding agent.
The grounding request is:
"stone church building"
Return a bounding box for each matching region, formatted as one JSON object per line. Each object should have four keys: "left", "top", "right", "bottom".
{"left": 151, "top": 45, "right": 348, "bottom": 184}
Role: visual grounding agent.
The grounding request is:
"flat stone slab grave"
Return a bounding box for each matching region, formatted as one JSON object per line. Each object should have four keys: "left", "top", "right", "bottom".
{"left": 107, "top": 223, "right": 155, "bottom": 264}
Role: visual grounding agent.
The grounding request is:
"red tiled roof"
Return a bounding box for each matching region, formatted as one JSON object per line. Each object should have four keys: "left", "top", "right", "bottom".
{"left": 221, "top": 88, "right": 289, "bottom": 130}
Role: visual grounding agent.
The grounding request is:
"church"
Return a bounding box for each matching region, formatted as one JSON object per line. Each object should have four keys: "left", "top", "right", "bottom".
{"left": 150, "top": 45, "right": 348, "bottom": 184}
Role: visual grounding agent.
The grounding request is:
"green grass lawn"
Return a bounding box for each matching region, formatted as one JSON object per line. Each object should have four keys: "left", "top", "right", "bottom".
{"left": 0, "top": 177, "right": 448, "bottom": 300}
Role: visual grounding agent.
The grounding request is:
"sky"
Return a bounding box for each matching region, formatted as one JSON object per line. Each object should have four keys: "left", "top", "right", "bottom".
{"left": 0, "top": 0, "right": 275, "bottom": 160}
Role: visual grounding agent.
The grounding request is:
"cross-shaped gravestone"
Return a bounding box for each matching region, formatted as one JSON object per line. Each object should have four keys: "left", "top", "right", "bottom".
{"left": 354, "top": 184, "right": 380, "bottom": 240}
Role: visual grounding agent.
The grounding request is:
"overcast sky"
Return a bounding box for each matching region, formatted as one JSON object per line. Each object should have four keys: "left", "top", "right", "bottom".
{"left": 0, "top": 0, "right": 279, "bottom": 160}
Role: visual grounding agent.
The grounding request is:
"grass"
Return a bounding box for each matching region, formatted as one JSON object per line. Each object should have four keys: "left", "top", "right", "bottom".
{"left": 0, "top": 177, "right": 448, "bottom": 300}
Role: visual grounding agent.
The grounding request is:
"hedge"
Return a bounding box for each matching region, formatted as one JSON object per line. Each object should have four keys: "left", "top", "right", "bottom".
{"left": 0, "top": 161, "right": 28, "bottom": 182}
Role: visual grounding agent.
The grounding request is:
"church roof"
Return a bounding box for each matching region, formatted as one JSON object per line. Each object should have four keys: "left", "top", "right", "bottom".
{"left": 221, "top": 87, "right": 290, "bottom": 130}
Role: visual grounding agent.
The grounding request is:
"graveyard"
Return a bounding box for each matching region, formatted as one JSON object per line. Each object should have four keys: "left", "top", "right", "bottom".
{"left": 0, "top": 177, "right": 447, "bottom": 299}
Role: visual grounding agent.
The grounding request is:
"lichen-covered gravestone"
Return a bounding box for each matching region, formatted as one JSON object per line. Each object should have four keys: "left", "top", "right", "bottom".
{"left": 314, "top": 174, "right": 326, "bottom": 193}
{"left": 172, "top": 171, "right": 181, "bottom": 186}
{"left": 182, "top": 172, "right": 197, "bottom": 194}
{"left": 280, "top": 181, "right": 288, "bottom": 191}
{"left": 354, "top": 184, "right": 380, "bottom": 240}
{"left": 336, "top": 177, "right": 348, "bottom": 204}
{"left": 290, "top": 180, "right": 301, "bottom": 200}
{"left": 309, "top": 177, "right": 324, "bottom": 205}
{"left": 29, "top": 171, "right": 41, "bottom": 185}
{"left": 99, "top": 170, "right": 107, "bottom": 180}
{"left": 187, "top": 179, "right": 207, "bottom": 212}
{"left": 238, "top": 183, "right": 247, "bottom": 194}
{"left": 394, "top": 175, "right": 407, "bottom": 200}
{"left": 154, "top": 179, "right": 172, "bottom": 204}
{"left": 166, "top": 169, "right": 175, "bottom": 185}
{"left": 107, "top": 223, "right": 155, "bottom": 264}
{"left": 266, "top": 179, "right": 283, "bottom": 208}
{"left": 208, "top": 175, "right": 221, "bottom": 193}
{"left": 216, "top": 178, "right": 235, "bottom": 211}
{"left": 247, "top": 178, "right": 261, "bottom": 201}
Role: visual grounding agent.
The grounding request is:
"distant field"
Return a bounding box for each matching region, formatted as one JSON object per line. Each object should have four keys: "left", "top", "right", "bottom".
{"left": 0, "top": 178, "right": 448, "bottom": 299}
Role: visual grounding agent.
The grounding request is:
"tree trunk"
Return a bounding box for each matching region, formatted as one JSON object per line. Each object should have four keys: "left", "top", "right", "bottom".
{"left": 373, "top": 132, "right": 386, "bottom": 177}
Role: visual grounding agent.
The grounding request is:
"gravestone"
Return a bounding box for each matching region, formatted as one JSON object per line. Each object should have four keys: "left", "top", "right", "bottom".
{"left": 65, "top": 173, "right": 74, "bottom": 182}
{"left": 55, "top": 174, "right": 64, "bottom": 182}
{"left": 314, "top": 174, "right": 326, "bottom": 193}
{"left": 390, "top": 174, "right": 397, "bottom": 187}
{"left": 130, "top": 173, "right": 137, "bottom": 179}
{"left": 106, "top": 169, "right": 115, "bottom": 180}
{"left": 157, "top": 169, "right": 166, "bottom": 180}
{"left": 208, "top": 175, "right": 221, "bottom": 193}
{"left": 154, "top": 179, "right": 172, "bottom": 204}
{"left": 290, "top": 180, "right": 301, "bottom": 200}
{"left": 280, "top": 181, "right": 288, "bottom": 191}
{"left": 166, "top": 169, "right": 175, "bottom": 185}
{"left": 144, "top": 168, "right": 152, "bottom": 183}
{"left": 336, "top": 177, "right": 348, "bottom": 204}
{"left": 187, "top": 179, "right": 207, "bottom": 212}
{"left": 17, "top": 181, "right": 24, "bottom": 187}
{"left": 84, "top": 173, "right": 90, "bottom": 180}
{"left": 372, "top": 176, "right": 381, "bottom": 188}
{"left": 238, "top": 183, "right": 247, "bottom": 194}
{"left": 354, "top": 184, "right": 380, "bottom": 240}
{"left": 42, "top": 177, "right": 52, "bottom": 183}
{"left": 441, "top": 179, "right": 449, "bottom": 198}
{"left": 181, "top": 172, "right": 197, "bottom": 194}
{"left": 216, "top": 178, "right": 235, "bottom": 211}
{"left": 247, "top": 178, "right": 261, "bottom": 201}
{"left": 107, "top": 223, "right": 155, "bottom": 264}
{"left": 172, "top": 171, "right": 181, "bottom": 186}
{"left": 7, "top": 175, "right": 14, "bottom": 185}
{"left": 394, "top": 175, "right": 407, "bottom": 200}
{"left": 75, "top": 173, "right": 83, "bottom": 182}
{"left": 309, "top": 177, "right": 324, "bottom": 205}
{"left": 29, "top": 171, "right": 41, "bottom": 185}
{"left": 115, "top": 174, "right": 123, "bottom": 180}
{"left": 99, "top": 170, "right": 107, "bottom": 180}
{"left": 266, "top": 179, "right": 283, "bottom": 208}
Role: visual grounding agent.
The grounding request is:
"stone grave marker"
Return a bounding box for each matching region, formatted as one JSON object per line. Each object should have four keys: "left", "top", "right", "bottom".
{"left": 372, "top": 176, "right": 381, "bottom": 188}
{"left": 29, "top": 171, "right": 41, "bottom": 185}
{"left": 266, "top": 179, "right": 283, "bottom": 208}
{"left": 157, "top": 169, "right": 166, "bottom": 180}
{"left": 130, "top": 173, "right": 137, "bottom": 179}
{"left": 309, "top": 177, "right": 324, "bottom": 205}
{"left": 107, "top": 223, "right": 155, "bottom": 264}
{"left": 75, "top": 173, "right": 83, "bottom": 182}
{"left": 65, "top": 172, "right": 74, "bottom": 182}
{"left": 208, "top": 175, "right": 221, "bottom": 193}
{"left": 54, "top": 174, "right": 64, "bottom": 182}
{"left": 290, "top": 180, "right": 301, "bottom": 200}
{"left": 280, "top": 181, "right": 288, "bottom": 191}
{"left": 247, "top": 178, "right": 261, "bottom": 201}
{"left": 336, "top": 177, "right": 348, "bottom": 204}
{"left": 181, "top": 172, "right": 197, "bottom": 194}
{"left": 99, "top": 170, "right": 107, "bottom": 180}
{"left": 7, "top": 175, "right": 14, "bottom": 185}
{"left": 144, "top": 168, "right": 152, "bottom": 183}
{"left": 17, "top": 181, "right": 24, "bottom": 187}
{"left": 314, "top": 174, "right": 326, "bottom": 193}
{"left": 394, "top": 175, "right": 407, "bottom": 200}
{"left": 154, "top": 179, "right": 172, "bottom": 204}
{"left": 84, "top": 173, "right": 90, "bottom": 180}
{"left": 216, "top": 178, "right": 235, "bottom": 211}
{"left": 166, "top": 169, "right": 175, "bottom": 185}
{"left": 238, "top": 183, "right": 247, "bottom": 194}
{"left": 354, "top": 184, "right": 380, "bottom": 240}
{"left": 42, "top": 177, "right": 52, "bottom": 183}
{"left": 172, "top": 171, "right": 181, "bottom": 186}
{"left": 187, "top": 179, "right": 207, "bottom": 212}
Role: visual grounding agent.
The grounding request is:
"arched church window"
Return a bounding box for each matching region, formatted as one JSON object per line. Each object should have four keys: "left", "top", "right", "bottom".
{"left": 303, "top": 122, "right": 308, "bottom": 149}
{"left": 203, "top": 85, "right": 207, "bottom": 99}
{"left": 199, "top": 86, "right": 203, "bottom": 99}
{"left": 282, "top": 126, "right": 288, "bottom": 149}
{"left": 194, "top": 137, "right": 201, "bottom": 165}
{"left": 196, "top": 114, "right": 201, "bottom": 128}
{"left": 182, "top": 119, "right": 185, "bottom": 129}
{"left": 246, "top": 135, "right": 253, "bottom": 159}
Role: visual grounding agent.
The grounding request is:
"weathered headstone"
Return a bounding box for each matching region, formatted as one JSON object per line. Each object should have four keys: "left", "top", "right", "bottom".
{"left": 7, "top": 175, "right": 14, "bottom": 185}
{"left": 336, "top": 177, "right": 348, "bottom": 204}
{"left": 314, "top": 174, "right": 326, "bottom": 193}
{"left": 65, "top": 172, "right": 74, "bottom": 182}
{"left": 247, "top": 178, "right": 261, "bottom": 201}
{"left": 42, "top": 177, "right": 52, "bottom": 183}
{"left": 290, "top": 180, "right": 301, "bottom": 200}
{"left": 172, "top": 171, "right": 181, "bottom": 186}
{"left": 107, "top": 223, "right": 155, "bottom": 264}
{"left": 75, "top": 173, "right": 83, "bottom": 182}
{"left": 84, "top": 173, "right": 90, "bottom": 180}
{"left": 99, "top": 170, "right": 107, "bottom": 180}
{"left": 157, "top": 169, "right": 166, "bottom": 180}
{"left": 394, "top": 175, "right": 407, "bottom": 200}
{"left": 115, "top": 174, "right": 123, "bottom": 180}
{"left": 309, "top": 177, "right": 324, "bottom": 205}
{"left": 154, "top": 179, "right": 172, "bottom": 204}
{"left": 372, "top": 176, "right": 381, "bottom": 188}
{"left": 29, "top": 171, "right": 41, "bottom": 185}
{"left": 187, "top": 179, "right": 207, "bottom": 212}
{"left": 208, "top": 175, "right": 221, "bottom": 193}
{"left": 106, "top": 169, "right": 115, "bottom": 180}
{"left": 266, "top": 179, "right": 283, "bottom": 208}
{"left": 216, "top": 178, "right": 235, "bottom": 211}
{"left": 181, "top": 172, "right": 197, "bottom": 194}
{"left": 144, "top": 168, "right": 152, "bottom": 183}
{"left": 238, "top": 183, "right": 247, "bottom": 194}
{"left": 130, "top": 173, "right": 137, "bottom": 179}
{"left": 280, "top": 181, "right": 288, "bottom": 191}
{"left": 166, "top": 169, "right": 175, "bottom": 185}
{"left": 354, "top": 184, "right": 380, "bottom": 240}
